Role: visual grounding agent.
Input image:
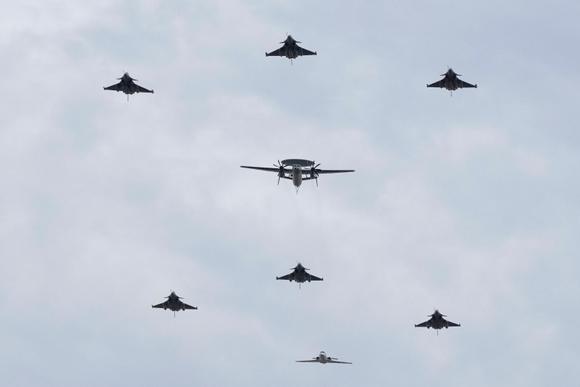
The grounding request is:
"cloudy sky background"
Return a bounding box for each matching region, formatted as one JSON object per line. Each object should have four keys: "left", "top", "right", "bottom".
{"left": 1, "top": 1, "right": 579, "bottom": 386}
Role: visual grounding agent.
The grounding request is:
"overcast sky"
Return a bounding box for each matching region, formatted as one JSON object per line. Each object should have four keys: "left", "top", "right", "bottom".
{"left": 1, "top": 1, "right": 579, "bottom": 386}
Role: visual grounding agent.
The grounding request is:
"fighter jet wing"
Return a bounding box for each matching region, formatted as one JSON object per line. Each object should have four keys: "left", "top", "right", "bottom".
{"left": 444, "top": 319, "right": 460, "bottom": 327}
{"left": 315, "top": 169, "right": 355, "bottom": 174}
{"left": 327, "top": 359, "right": 352, "bottom": 364}
{"left": 306, "top": 273, "right": 323, "bottom": 281}
{"left": 152, "top": 301, "right": 170, "bottom": 309}
{"left": 104, "top": 82, "right": 123, "bottom": 91}
{"left": 266, "top": 47, "right": 287, "bottom": 57}
{"left": 240, "top": 166, "right": 281, "bottom": 173}
{"left": 426, "top": 79, "right": 445, "bottom": 88}
{"left": 180, "top": 301, "right": 198, "bottom": 310}
{"left": 296, "top": 45, "right": 317, "bottom": 56}
{"left": 134, "top": 83, "right": 154, "bottom": 93}
{"left": 276, "top": 273, "right": 295, "bottom": 281}
{"left": 414, "top": 319, "right": 432, "bottom": 328}
{"left": 457, "top": 79, "right": 477, "bottom": 88}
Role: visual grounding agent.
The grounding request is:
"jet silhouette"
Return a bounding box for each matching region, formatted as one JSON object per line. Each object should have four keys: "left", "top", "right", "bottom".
{"left": 427, "top": 69, "right": 477, "bottom": 91}
{"left": 276, "top": 263, "right": 323, "bottom": 287}
{"left": 104, "top": 73, "right": 154, "bottom": 98}
{"left": 296, "top": 351, "right": 352, "bottom": 364}
{"left": 266, "top": 35, "right": 317, "bottom": 60}
{"left": 415, "top": 310, "right": 460, "bottom": 331}
{"left": 152, "top": 291, "right": 197, "bottom": 316}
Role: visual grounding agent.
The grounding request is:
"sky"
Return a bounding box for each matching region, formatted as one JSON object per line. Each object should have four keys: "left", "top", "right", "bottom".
{"left": 1, "top": 0, "right": 579, "bottom": 386}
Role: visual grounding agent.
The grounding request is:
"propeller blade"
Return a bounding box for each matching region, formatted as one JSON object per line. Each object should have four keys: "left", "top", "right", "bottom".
{"left": 277, "top": 176, "right": 280, "bottom": 185}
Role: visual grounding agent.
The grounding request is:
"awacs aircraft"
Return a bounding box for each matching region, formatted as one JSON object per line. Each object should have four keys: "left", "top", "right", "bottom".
{"left": 427, "top": 68, "right": 477, "bottom": 91}
{"left": 296, "top": 351, "right": 352, "bottom": 365}
{"left": 241, "top": 159, "right": 354, "bottom": 192}
{"left": 152, "top": 291, "right": 197, "bottom": 316}
{"left": 266, "top": 35, "right": 317, "bottom": 60}
{"left": 415, "top": 310, "right": 460, "bottom": 331}
{"left": 277, "top": 263, "right": 323, "bottom": 287}
{"left": 104, "top": 73, "right": 154, "bottom": 99}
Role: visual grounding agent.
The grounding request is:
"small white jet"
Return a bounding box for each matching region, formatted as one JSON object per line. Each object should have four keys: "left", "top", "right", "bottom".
{"left": 241, "top": 159, "right": 354, "bottom": 192}
{"left": 296, "top": 351, "right": 352, "bottom": 365}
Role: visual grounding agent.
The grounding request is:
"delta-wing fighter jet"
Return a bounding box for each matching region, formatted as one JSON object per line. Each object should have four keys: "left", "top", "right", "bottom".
{"left": 277, "top": 263, "right": 323, "bottom": 287}
{"left": 104, "top": 73, "right": 154, "bottom": 98}
{"left": 152, "top": 291, "right": 197, "bottom": 316}
{"left": 266, "top": 35, "right": 317, "bottom": 60}
{"left": 241, "top": 159, "right": 354, "bottom": 192}
{"left": 427, "top": 68, "right": 477, "bottom": 91}
{"left": 296, "top": 351, "right": 352, "bottom": 365}
{"left": 415, "top": 310, "right": 460, "bottom": 331}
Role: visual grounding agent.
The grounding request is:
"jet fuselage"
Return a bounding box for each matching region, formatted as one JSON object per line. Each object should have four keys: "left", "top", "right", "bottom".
{"left": 317, "top": 352, "right": 330, "bottom": 363}
{"left": 292, "top": 264, "right": 310, "bottom": 283}
{"left": 442, "top": 70, "right": 460, "bottom": 90}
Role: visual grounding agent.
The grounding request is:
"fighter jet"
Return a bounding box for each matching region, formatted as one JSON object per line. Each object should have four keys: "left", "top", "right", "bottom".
{"left": 427, "top": 68, "right": 477, "bottom": 91}
{"left": 241, "top": 159, "right": 354, "bottom": 192}
{"left": 296, "top": 351, "right": 352, "bottom": 365}
{"left": 266, "top": 35, "right": 317, "bottom": 61}
{"left": 152, "top": 291, "right": 197, "bottom": 316}
{"left": 104, "top": 73, "right": 154, "bottom": 99}
{"left": 277, "top": 263, "right": 323, "bottom": 287}
{"left": 415, "top": 310, "right": 460, "bottom": 331}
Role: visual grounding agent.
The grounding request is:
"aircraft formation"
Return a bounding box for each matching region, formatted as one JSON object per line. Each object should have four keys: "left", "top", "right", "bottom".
{"left": 104, "top": 34, "right": 472, "bottom": 367}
